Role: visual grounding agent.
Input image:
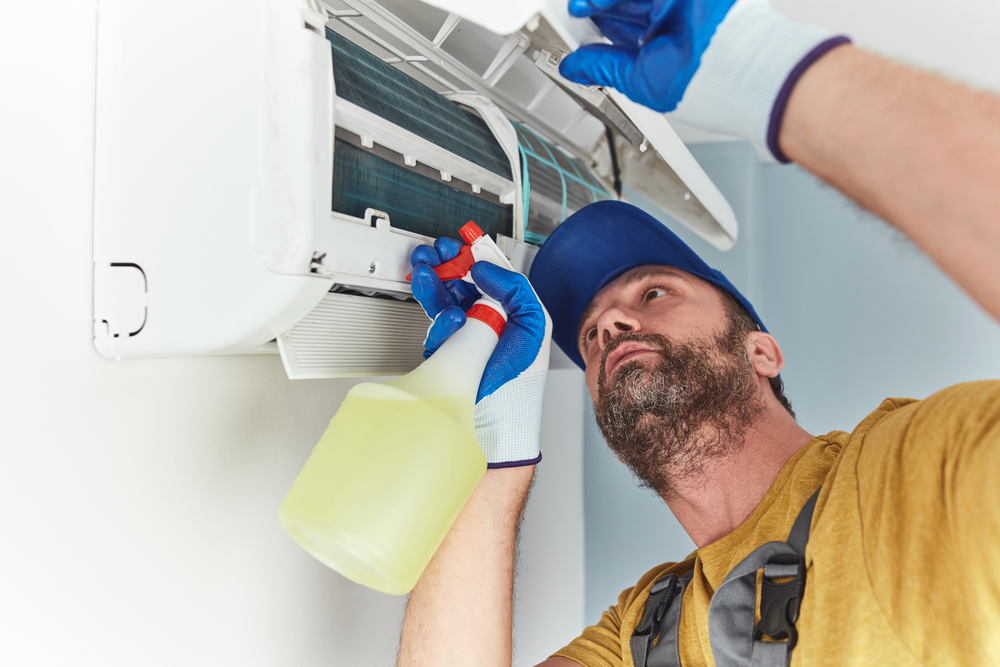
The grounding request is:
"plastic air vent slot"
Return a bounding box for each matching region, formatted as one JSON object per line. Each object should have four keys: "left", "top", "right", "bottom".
{"left": 93, "top": 263, "right": 148, "bottom": 360}
{"left": 94, "top": 263, "right": 147, "bottom": 338}
{"left": 329, "top": 283, "right": 416, "bottom": 302}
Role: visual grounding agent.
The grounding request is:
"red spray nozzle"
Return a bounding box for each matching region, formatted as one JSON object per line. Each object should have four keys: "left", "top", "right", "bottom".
{"left": 459, "top": 221, "right": 484, "bottom": 245}
{"left": 406, "top": 221, "right": 483, "bottom": 282}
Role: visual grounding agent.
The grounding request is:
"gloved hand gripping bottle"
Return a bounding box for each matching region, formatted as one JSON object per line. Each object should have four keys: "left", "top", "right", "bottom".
{"left": 279, "top": 222, "right": 514, "bottom": 596}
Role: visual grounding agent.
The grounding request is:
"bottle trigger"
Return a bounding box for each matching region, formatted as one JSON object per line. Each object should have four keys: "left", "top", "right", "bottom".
{"left": 433, "top": 245, "right": 475, "bottom": 281}
{"left": 405, "top": 244, "right": 475, "bottom": 282}
{"left": 405, "top": 221, "right": 506, "bottom": 284}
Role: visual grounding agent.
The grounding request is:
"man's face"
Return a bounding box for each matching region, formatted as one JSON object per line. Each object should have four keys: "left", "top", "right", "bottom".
{"left": 578, "top": 265, "right": 765, "bottom": 495}
{"left": 578, "top": 265, "right": 731, "bottom": 401}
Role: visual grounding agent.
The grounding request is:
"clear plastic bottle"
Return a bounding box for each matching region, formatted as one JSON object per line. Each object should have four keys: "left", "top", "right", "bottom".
{"left": 279, "top": 303, "right": 504, "bottom": 595}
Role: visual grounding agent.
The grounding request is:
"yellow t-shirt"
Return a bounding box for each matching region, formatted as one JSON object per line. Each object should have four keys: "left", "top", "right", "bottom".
{"left": 554, "top": 381, "right": 1000, "bottom": 667}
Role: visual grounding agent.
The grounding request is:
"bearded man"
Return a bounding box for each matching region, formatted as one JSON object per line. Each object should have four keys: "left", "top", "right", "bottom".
{"left": 396, "top": 0, "right": 1000, "bottom": 664}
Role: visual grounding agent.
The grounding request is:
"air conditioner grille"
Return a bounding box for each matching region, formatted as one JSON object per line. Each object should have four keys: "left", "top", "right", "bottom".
{"left": 278, "top": 291, "right": 429, "bottom": 379}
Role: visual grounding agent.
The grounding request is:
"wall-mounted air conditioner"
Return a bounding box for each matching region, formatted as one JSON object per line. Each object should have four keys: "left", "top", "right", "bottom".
{"left": 92, "top": 0, "right": 738, "bottom": 378}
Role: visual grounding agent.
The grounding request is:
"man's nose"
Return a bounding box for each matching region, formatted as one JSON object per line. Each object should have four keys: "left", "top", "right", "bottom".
{"left": 603, "top": 322, "right": 632, "bottom": 346}
{"left": 597, "top": 309, "right": 641, "bottom": 349}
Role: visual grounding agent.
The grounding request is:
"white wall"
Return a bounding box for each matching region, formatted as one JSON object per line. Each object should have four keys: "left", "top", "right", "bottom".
{"left": 0, "top": 3, "right": 583, "bottom": 665}
{"left": 772, "top": 0, "right": 1000, "bottom": 94}
{"left": 516, "top": 370, "right": 586, "bottom": 664}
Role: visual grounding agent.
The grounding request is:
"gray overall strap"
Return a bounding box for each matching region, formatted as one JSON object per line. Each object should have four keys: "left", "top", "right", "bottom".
{"left": 631, "top": 569, "right": 693, "bottom": 667}
{"left": 629, "top": 487, "right": 821, "bottom": 667}
{"left": 708, "top": 487, "right": 821, "bottom": 667}
{"left": 786, "top": 488, "right": 819, "bottom": 556}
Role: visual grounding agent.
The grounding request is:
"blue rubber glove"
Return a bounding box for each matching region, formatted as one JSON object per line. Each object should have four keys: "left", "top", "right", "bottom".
{"left": 560, "top": 0, "right": 850, "bottom": 161}
{"left": 410, "top": 240, "right": 552, "bottom": 468}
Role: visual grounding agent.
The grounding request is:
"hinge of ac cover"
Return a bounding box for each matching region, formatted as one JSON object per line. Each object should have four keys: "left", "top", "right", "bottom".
{"left": 527, "top": 46, "right": 644, "bottom": 146}
{"left": 301, "top": 0, "right": 327, "bottom": 33}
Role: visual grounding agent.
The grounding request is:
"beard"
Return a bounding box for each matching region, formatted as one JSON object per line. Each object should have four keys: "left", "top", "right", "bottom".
{"left": 594, "top": 324, "right": 765, "bottom": 500}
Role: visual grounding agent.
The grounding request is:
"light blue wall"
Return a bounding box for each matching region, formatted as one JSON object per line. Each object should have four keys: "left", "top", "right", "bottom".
{"left": 753, "top": 163, "right": 1000, "bottom": 435}
{"left": 583, "top": 141, "right": 1000, "bottom": 625}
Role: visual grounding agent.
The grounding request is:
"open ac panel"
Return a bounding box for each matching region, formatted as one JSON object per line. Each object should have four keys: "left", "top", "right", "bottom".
{"left": 92, "top": 0, "right": 738, "bottom": 378}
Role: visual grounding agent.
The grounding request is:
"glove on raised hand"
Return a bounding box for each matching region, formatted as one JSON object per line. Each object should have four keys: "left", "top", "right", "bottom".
{"left": 559, "top": 0, "right": 850, "bottom": 162}
{"left": 411, "top": 238, "right": 551, "bottom": 468}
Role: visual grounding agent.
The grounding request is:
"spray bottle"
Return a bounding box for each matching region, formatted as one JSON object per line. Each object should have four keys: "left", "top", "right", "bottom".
{"left": 279, "top": 222, "right": 514, "bottom": 595}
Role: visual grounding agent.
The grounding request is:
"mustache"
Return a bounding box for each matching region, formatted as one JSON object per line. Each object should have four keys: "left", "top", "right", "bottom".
{"left": 598, "top": 332, "right": 671, "bottom": 383}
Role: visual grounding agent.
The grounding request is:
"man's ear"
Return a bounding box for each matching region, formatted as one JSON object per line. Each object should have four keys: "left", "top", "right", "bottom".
{"left": 747, "top": 332, "right": 784, "bottom": 378}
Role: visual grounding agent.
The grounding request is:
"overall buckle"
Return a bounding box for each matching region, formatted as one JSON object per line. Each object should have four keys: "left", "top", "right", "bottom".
{"left": 752, "top": 554, "right": 805, "bottom": 649}
{"left": 635, "top": 574, "right": 678, "bottom": 637}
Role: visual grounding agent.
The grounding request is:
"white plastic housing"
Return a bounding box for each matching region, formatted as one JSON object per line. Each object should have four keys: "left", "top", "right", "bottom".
{"left": 93, "top": 0, "right": 335, "bottom": 359}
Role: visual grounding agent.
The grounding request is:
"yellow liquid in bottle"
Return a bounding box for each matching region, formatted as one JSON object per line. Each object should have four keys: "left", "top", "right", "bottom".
{"left": 278, "top": 382, "right": 487, "bottom": 595}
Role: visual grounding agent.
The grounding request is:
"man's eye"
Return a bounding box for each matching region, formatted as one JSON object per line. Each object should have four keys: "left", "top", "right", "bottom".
{"left": 583, "top": 327, "right": 597, "bottom": 345}
{"left": 644, "top": 288, "right": 668, "bottom": 301}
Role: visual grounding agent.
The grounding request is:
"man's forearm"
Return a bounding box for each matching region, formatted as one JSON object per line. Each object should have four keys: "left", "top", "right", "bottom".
{"left": 397, "top": 466, "right": 535, "bottom": 667}
{"left": 781, "top": 45, "right": 1000, "bottom": 322}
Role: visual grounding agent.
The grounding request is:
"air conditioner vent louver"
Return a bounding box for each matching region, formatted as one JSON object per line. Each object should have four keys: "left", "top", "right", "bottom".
{"left": 277, "top": 290, "right": 429, "bottom": 379}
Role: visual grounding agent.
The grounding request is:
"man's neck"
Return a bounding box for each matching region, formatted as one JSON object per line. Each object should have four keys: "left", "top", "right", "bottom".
{"left": 663, "top": 404, "right": 814, "bottom": 548}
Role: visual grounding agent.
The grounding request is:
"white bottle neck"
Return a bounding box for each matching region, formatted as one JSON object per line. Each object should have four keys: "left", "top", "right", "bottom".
{"left": 424, "top": 318, "right": 496, "bottom": 398}
{"left": 387, "top": 318, "right": 499, "bottom": 405}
